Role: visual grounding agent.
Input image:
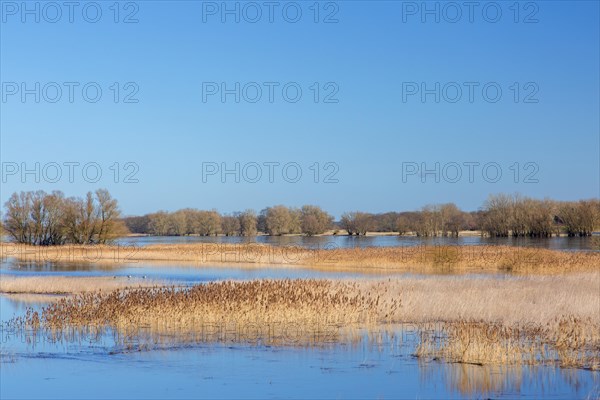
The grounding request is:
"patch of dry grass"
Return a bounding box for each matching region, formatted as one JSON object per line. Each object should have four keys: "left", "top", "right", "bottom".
{"left": 370, "top": 273, "right": 600, "bottom": 325}
{"left": 19, "top": 280, "right": 388, "bottom": 347}
{"left": 416, "top": 317, "right": 600, "bottom": 370}
{"left": 2, "top": 243, "right": 599, "bottom": 275}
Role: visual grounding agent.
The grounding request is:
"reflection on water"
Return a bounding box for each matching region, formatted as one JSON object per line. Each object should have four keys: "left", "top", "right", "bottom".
{"left": 0, "top": 257, "right": 396, "bottom": 281}
{"left": 431, "top": 363, "right": 525, "bottom": 397}
{"left": 1, "top": 293, "right": 63, "bottom": 312}
{"left": 419, "top": 362, "right": 599, "bottom": 399}
{"left": 115, "top": 234, "right": 600, "bottom": 251}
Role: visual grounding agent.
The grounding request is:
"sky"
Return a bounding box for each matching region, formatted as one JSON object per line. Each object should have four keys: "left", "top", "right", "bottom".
{"left": 1, "top": 0, "right": 599, "bottom": 218}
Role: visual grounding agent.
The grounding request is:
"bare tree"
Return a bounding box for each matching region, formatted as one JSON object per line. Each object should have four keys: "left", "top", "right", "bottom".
{"left": 395, "top": 214, "right": 411, "bottom": 236}
{"left": 192, "top": 210, "right": 222, "bottom": 236}
{"left": 340, "top": 212, "right": 373, "bottom": 235}
{"left": 264, "top": 205, "right": 294, "bottom": 235}
{"left": 439, "top": 203, "right": 464, "bottom": 237}
{"left": 3, "top": 189, "right": 124, "bottom": 245}
{"left": 148, "top": 211, "right": 171, "bottom": 236}
{"left": 95, "top": 189, "right": 125, "bottom": 243}
{"left": 300, "top": 205, "right": 333, "bottom": 236}
{"left": 221, "top": 215, "right": 241, "bottom": 236}
{"left": 482, "top": 194, "right": 513, "bottom": 237}
{"left": 237, "top": 210, "right": 258, "bottom": 236}
{"left": 558, "top": 200, "right": 600, "bottom": 236}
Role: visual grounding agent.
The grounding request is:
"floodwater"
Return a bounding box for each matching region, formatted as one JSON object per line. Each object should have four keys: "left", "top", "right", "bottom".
{"left": 1, "top": 252, "right": 599, "bottom": 399}
{"left": 116, "top": 234, "right": 600, "bottom": 252}
{"left": 1, "top": 293, "right": 598, "bottom": 399}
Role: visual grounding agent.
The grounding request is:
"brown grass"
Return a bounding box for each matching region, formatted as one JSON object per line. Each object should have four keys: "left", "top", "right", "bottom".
{"left": 18, "top": 280, "right": 388, "bottom": 347}
{"left": 11, "top": 274, "right": 600, "bottom": 369}
{"left": 2, "top": 242, "right": 599, "bottom": 275}
{"left": 416, "top": 317, "right": 600, "bottom": 370}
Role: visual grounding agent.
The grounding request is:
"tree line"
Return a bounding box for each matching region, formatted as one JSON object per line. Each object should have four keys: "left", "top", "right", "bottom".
{"left": 124, "top": 195, "right": 599, "bottom": 238}
{"left": 2, "top": 190, "right": 598, "bottom": 245}
{"left": 124, "top": 205, "right": 334, "bottom": 237}
{"left": 481, "top": 194, "right": 599, "bottom": 237}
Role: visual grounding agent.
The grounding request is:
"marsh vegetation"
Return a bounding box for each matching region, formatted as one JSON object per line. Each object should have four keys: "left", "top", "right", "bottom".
{"left": 2, "top": 242, "right": 599, "bottom": 275}
{"left": 9, "top": 274, "right": 599, "bottom": 370}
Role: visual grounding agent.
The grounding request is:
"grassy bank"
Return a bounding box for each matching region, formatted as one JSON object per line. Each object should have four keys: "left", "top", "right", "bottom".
{"left": 2, "top": 242, "right": 599, "bottom": 274}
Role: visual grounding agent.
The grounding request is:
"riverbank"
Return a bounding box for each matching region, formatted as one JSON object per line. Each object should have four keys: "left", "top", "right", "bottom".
{"left": 2, "top": 242, "right": 599, "bottom": 275}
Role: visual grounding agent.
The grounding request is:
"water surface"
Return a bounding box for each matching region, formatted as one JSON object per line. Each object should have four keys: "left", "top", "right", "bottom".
{"left": 1, "top": 253, "right": 599, "bottom": 399}
{"left": 115, "top": 234, "right": 600, "bottom": 251}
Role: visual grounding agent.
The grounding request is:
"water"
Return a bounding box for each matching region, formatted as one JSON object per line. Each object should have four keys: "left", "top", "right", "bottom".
{"left": 0, "top": 293, "right": 598, "bottom": 399}
{"left": 115, "top": 234, "right": 600, "bottom": 252}
{"left": 1, "top": 248, "right": 599, "bottom": 398}
{"left": 0, "top": 257, "right": 401, "bottom": 282}
{"left": 2, "top": 341, "right": 598, "bottom": 399}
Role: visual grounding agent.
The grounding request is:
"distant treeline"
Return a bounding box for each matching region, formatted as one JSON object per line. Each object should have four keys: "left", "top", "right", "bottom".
{"left": 123, "top": 194, "right": 600, "bottom": 238}
{"left": 3, "top": 191, "right": 599, "bottom": 246}
{"left": 124, "top": 206, "right": 334, "bottom": 237}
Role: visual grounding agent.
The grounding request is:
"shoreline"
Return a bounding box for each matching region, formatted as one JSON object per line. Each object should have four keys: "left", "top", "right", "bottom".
{"left": 1, "top": 242, "right": 599, "bottom": 275}
{"left": 122, "top": 230, "right": 600, "bottom": 238}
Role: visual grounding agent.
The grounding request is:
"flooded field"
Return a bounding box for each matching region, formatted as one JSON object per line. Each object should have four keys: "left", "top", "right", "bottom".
{"left": 1, "top": 256, "right": 599, "bottom": 399}
{"left": 115, "top": 234, "right": 600, "bottom": 252}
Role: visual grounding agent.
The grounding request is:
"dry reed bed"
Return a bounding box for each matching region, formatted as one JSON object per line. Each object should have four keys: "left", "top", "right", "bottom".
{"left": 11, "top": 275, "right": 600, "bottom": 369}
{"left": 0, "top": 276, "right": 165, "bottom": 294}
{"left": 15, "top": 280, "right": 391, "bottom": 347}
{"left": 2, "top": 243, "right": 599, "bottom": 274}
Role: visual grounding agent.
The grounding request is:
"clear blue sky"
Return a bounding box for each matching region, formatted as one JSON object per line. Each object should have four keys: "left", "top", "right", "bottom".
{"left": 1, "top": 0, "right": 598, "bottom": 218}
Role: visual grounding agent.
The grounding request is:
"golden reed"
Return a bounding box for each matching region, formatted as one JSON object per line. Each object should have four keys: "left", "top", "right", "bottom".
{"left": 11, "top": 278, "right": 600, "bottom": 370}
{"left": 2, "top": 242, "right": 599, "bottom": 274}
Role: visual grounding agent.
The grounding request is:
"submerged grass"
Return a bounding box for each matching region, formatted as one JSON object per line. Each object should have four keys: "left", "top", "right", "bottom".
{"left": 416, "top": 318, "right": 600, "bottom": 370}
{"left": 11, "top": 275, "right": 600, "bottom": 369}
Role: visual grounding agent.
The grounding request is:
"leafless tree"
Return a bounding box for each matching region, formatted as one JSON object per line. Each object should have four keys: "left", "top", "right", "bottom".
{"left": 237, "top": 210, "right": 258, "bottom": 236}
{"left": 300, "top": 205, "right": 333, "bottom": 236}
{"left": 221, "top": 215, "right": 241, "bottom": 236}
{"left": 340, "top": 212, "right": 373, "bottom": 235}
{"left": 263, "top": 205, "right": 296, "bottom": 235}
{"left": 3, "top": 189, "right": 124, "bottom": 245}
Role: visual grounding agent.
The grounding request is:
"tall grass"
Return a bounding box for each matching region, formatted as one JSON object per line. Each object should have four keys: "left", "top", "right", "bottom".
{"left": 416, "top": 318, "right": 599, "bottom": 370}
{"left": 11, "top": 275, "right": 600, "bottom": 369}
